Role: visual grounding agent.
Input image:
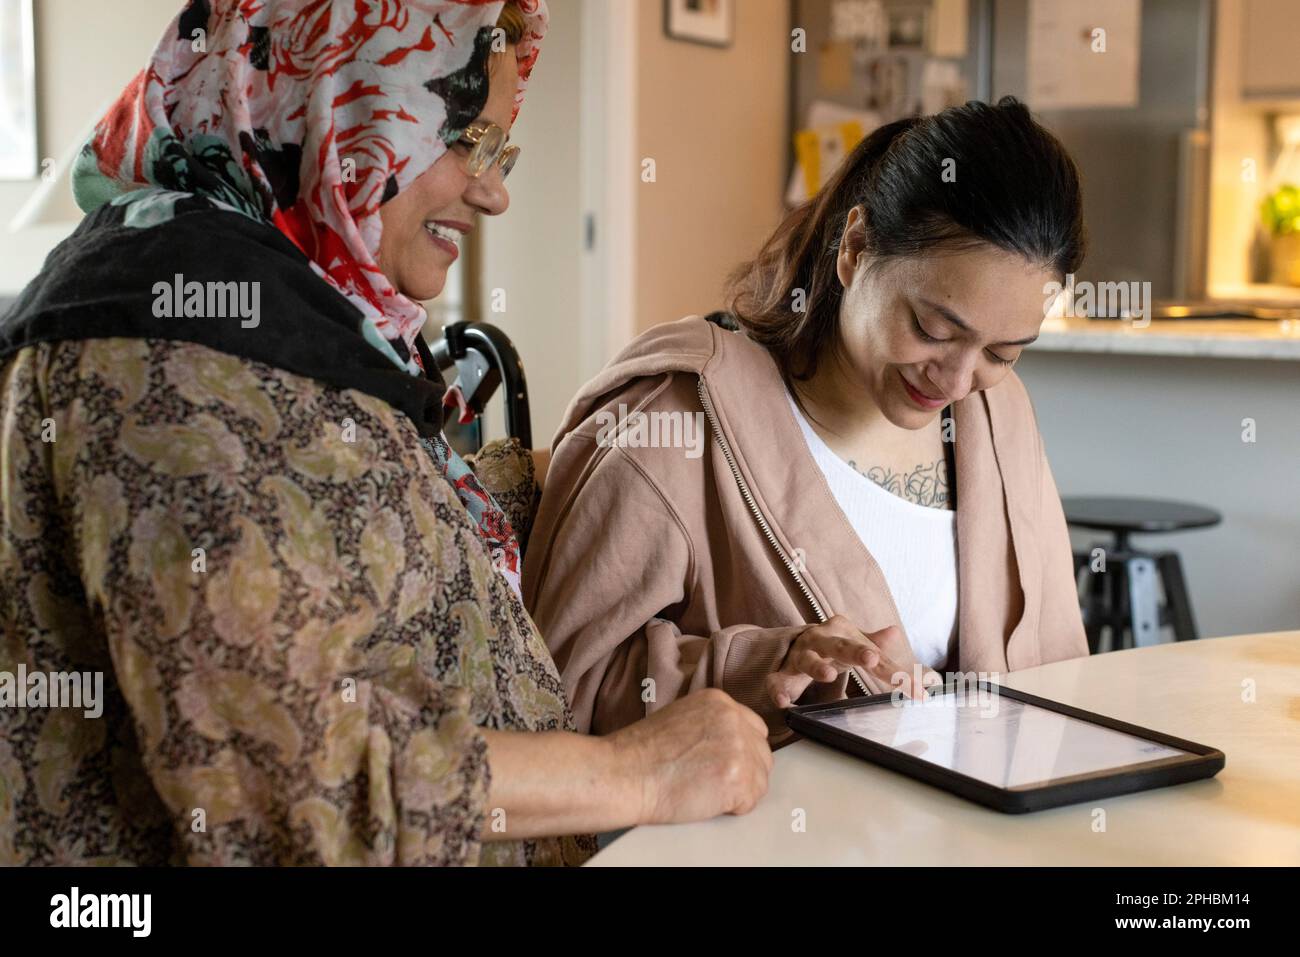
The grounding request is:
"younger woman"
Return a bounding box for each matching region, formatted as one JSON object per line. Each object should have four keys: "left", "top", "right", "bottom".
{"left": 525, "top": 98, "right": 1090, "bottom": 739}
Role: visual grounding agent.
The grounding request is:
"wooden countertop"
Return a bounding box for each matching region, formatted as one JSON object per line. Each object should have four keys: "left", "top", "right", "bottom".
{"left": 588, "top": 632, "right": 1300, "bottom": 866}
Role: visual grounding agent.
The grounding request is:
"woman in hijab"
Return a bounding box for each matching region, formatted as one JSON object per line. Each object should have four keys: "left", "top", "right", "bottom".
{"left": 0, "top": 0, "right": 771, "bottom": 867}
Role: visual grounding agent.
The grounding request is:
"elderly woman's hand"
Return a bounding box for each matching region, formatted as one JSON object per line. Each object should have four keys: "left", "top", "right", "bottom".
{"left": 481, "top": 688, "right": 773, "bottom": 839}
{"left": 767, "top": 614, "right": 942, "bottom": 709}
{"left": 610, "top": 688, "right": 773, "bottom": 822}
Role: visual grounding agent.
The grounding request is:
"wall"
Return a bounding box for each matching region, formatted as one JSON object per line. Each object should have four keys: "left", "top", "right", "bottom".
{"left": 1018, "top": 350, "right": 1300, "bottom": 639}
{"left": 1, "top": 0, "right": 180, "bottom": 294}
{"left": 477, "top": 0, "right": 584, "bottom": 445}
{"left": 480, "top": 0, "right": 793, "bottom": 440}
{"left": 1206, "top": 0, "right": 1272, "bottom": 294}
{"left": 632, "top": 0, "right": 791, "bottom": 333}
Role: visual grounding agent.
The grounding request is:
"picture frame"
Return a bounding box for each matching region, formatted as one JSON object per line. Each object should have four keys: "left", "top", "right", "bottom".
{"left": 886, "top": 3, "right": 928, "bottom": 51}
{"left": 0, "top": 0, "right": 37, "bottom": 180}
{"left": 664, "top": 0, "right": 734, "bottom": 48}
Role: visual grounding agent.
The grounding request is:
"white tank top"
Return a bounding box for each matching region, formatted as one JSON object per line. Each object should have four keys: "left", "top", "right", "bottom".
{"left": 786, "top": 392, "right": 959, "bottom": 670}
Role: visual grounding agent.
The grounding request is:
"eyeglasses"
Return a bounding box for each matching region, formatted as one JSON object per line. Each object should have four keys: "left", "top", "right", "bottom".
{"left": 454, "top": 121, "right": 520, "bottom": 180}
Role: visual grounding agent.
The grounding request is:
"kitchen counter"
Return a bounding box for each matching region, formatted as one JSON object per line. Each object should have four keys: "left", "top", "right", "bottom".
{"left": 1031, "top": 316, "right": 1300, "bottom": 360}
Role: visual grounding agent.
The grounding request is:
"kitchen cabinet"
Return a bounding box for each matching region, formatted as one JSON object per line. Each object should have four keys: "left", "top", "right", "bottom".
{"left": 1242, "top": 0, "right": 1300, "bottom": 98}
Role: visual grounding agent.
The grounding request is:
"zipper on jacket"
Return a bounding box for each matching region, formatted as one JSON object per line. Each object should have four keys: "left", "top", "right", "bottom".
{"left": 697, "top": 377, "right": 869, "bottom": 696}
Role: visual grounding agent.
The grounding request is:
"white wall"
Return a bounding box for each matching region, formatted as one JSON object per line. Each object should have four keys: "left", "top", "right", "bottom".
{"left": 1, "top": 0, "right": 180, "bottom": 293}
{"left": 477, "top": 0, "right": 585, "bottom": 446}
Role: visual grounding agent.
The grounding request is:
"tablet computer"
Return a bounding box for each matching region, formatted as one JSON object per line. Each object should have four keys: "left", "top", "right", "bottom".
{"left": 786, "top": 680, "right": 1224, "bottom": 813}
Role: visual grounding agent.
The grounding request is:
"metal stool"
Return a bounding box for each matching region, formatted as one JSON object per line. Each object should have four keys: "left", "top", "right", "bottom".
{"left": 1064, "top": 496, "right": 1222, "bottom": 653}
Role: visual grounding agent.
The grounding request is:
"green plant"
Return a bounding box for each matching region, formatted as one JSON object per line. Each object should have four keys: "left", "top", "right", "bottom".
{"left": 1260, "top": 184, "right": 1300, "bottom": 236}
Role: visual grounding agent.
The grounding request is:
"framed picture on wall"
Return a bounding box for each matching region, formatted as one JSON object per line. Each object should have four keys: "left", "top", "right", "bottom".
{"left": 664, "top": 0, "right": 734, "bottom": 48}
{"left": 886, "top": 4, "right": 928, "bottom": 51}
{"left": 0, "top": 0, "right": 37, "bottom": 179}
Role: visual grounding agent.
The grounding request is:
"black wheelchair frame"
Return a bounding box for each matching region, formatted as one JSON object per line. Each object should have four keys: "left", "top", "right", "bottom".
{"left": 426, "top": 320, "right": 532, "bottom": 451}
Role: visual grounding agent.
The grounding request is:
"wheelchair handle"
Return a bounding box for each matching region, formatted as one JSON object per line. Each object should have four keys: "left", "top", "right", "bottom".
{"left": 429, "top": 321, "right": 532, "bottom": 449}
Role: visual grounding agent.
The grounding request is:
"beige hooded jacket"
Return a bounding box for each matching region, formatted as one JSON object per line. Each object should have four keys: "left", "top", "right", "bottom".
{"left": 523, "top": 316, "right": 1088, "bottom": 739}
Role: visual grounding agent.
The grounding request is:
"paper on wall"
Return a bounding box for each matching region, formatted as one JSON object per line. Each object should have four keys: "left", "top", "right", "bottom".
{"left": 921, "top": 59, "right": 966, "bottom": 115}
{"left": 786, "top": 101, "right": 882, "bottom": 206}
{"left": 928, "top": 0, "right": 968, "bottom": 59}
{"left": 830, "top": 0, "right": 887, "bottom": 46}
{"left": 1027, "top": 0, "right": 1141, "bottom": 110}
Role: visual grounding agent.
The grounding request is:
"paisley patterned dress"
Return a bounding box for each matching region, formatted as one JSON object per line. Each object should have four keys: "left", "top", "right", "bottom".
{"left": 0, "top": 337, "right": 595, "bottom": 866}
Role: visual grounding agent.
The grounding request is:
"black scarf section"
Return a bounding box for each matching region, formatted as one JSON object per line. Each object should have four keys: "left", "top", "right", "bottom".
{"left": 0, "top": 199, "right": 447, "bottom": 436}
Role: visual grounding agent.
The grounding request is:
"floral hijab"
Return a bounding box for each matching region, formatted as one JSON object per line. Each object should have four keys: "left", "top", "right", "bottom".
{"left": 71, "top": 0, "right": 547, "bottom": 597}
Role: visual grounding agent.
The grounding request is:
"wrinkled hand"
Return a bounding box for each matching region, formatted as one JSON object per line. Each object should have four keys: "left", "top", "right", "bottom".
{"left": 609, "top": 688, "right": 773, "bottom": 824}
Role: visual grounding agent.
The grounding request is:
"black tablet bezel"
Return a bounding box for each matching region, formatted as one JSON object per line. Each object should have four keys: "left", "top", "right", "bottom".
{"left": 785, "top": 680, "right": 1225, "bottom": 813}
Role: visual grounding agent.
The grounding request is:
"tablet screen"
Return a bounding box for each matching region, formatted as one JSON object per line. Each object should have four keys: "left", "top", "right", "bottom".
{"left": 807, "top": 690, "right": 1192, "bottom": 789}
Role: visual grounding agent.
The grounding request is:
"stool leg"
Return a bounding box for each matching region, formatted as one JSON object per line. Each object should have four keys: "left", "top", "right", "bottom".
{"left": 1073, "top": 550, "right": 1095, "bottom": 653}
{"left": 1126, "top": 557, "right": 1162, "bottom": 647}
{"left": 1082, "top": 563, "right": 1106, "bottom": 654}
{"left": 1156, "top": 552, "right": 1199, "bottom": 641}
{"left": 1108, "top": 559, "right": 1127, "bottom": 651}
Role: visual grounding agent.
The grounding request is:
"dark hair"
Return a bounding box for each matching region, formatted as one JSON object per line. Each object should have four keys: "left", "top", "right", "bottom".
{"left": 727, "top": 96, "right": 1085, "bottom": 381}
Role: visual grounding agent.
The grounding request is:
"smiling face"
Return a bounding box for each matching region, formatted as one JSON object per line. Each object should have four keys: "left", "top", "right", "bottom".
{"left": 376, "top": 49, "right": 520, "bottom": 302}
{"left": 830, "top": 205, "right": 1056, "bottom": 430}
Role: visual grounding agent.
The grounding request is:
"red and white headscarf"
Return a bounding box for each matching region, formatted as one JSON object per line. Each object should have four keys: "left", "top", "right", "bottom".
{"left": 75, "top": 0, "right": 547, "bottom": 373}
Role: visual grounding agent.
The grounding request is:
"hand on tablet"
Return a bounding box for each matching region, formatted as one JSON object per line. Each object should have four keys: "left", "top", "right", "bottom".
{"left": 767, "top": 615, "right": 942, "bottom": 709}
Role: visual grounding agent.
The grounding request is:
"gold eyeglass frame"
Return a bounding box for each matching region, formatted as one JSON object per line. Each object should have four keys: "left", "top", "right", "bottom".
{"left": 455, "top": 120, "right": 520, "bottom": 180}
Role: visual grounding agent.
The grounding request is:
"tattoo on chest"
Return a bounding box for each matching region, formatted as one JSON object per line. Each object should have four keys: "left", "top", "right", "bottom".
{"left": 846, "top": 458, "right": 951, "bottom": 509}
